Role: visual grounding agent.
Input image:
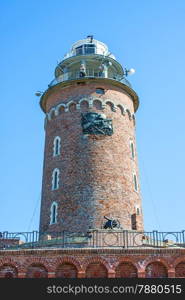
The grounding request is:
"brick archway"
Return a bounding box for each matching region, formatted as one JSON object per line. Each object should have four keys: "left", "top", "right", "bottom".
{"left": 145, "top": 262, "right": 168, "bottom": 278}
{"left": 83, "top": 257, "right": 109, "bottom": 278}
{"left": 24, "top": 257, "right": 51, "bottom": 273}
{"left": 0, "top": 264, "right": 18, "bottom": 278}
{"left": 56, "top": 263, "right": 77, "bottom": 278}
{"left": 175, "top": 262, "right": 185, "bottom": 278}
{"left": 85, "top": 262, "right": 108, "bottom": 278}
{"left": 115, "top": 262, "right": 138, "bottom": 278}
{"left": 26, "top": 263, "right": 48, "bottom": 278}
{"left": 54, "top": 256, "right": 82, "bottom": 273}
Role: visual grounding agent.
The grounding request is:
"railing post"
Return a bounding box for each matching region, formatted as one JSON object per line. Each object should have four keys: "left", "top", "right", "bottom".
{"left": 125, "top": 230, "right": 129, "bottom": 248}
{"left": 152, "top": 230, "right": 158, "bottom": 247}
{"left": 182, "top": 230, "right": 185, "bottom": 244}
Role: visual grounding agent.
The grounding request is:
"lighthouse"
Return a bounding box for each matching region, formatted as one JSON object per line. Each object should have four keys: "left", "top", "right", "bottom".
{"left": 39, "top": 36, "right": 144, "bottom": 234}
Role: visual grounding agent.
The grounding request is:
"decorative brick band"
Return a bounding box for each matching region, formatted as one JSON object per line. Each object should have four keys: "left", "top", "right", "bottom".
{"left": 46, "top": 97, "right": 135, "bottom": 125}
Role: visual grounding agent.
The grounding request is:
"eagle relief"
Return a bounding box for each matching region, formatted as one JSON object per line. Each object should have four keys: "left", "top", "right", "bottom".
{"left": 81, "top": 112, "right": 113, "bottom": 136}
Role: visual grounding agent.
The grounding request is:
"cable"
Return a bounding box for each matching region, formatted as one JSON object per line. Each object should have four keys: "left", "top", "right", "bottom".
{"left": 27, "top": 194, "right": 40, "bottom": 232}
{"left": 139, "top": 155, "right": 162, "bottom": 231}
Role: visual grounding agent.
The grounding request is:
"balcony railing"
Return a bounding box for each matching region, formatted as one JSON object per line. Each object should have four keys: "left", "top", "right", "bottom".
{"left": 48, "top": 70, "right": 132, "bottom": 88}
{"left": 0, "top": 230, "right": 185, "bottom": 250}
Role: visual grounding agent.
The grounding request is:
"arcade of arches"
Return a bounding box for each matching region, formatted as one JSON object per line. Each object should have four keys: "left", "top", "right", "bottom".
{"left": 0, "top": 248, "right": 185, "bottom": 278}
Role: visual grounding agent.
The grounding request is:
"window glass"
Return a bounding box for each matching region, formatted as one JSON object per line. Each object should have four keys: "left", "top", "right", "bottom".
{"left": 84, "top": 44, "right": 95, "bottom": 54}
{"left": 50, "top": 202, "right": 58, "bottom": 224}
{"left": 52, "top": 169, "right": 59, "bottom": 190}
{"left": 130, "top": 142, "right": 135, "bottom": 159}
{"left": 76, "top": 46, "right": 83, "bottom": 55}
{"left": 134, "top": 174, "right": 138, "bottom": 191}
{"left": 53, "top": 136, "right": 61, "bottom": 156}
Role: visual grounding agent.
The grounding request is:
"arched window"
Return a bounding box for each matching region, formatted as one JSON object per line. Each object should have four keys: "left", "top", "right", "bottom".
{"left": 130, "top": 140, "right": 135, "bottom": 159}
{"left": 53, "top": 136, "right": 61, "bottom": 156}
{"left": 52, "top": 168, "right": 60, "bottom": 190}
{"left": 133, "top": 173, "right": 138, "bottom": 192}
{"left": 50, "top": 201, "right": 58, "bottom": 225}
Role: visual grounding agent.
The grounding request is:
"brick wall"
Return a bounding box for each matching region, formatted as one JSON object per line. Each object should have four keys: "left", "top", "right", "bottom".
{"left": 85, "top": 262, "right": 107, "bottom": 278}
{"left": 39, "top": 80, "right": 143, "bottom": 233}
{"left": 145, "top": 262, "right": 168, "bottom": 278}
{"left": 56, "top": 263, "right": 77, "bottom": 278}
{"left": 0, "top": 248, "right": 185, "bottom": 278}
{"left": 26, "top": 264, "right": 48, "bottom": 278}
{"left": 115, "top": 262, "right": 138, "bottom": 278}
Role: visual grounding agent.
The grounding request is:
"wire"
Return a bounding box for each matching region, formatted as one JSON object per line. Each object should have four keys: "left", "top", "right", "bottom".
{"left": 27, "top": 194, "right": 40, "bottom": 232}
{"left": 139, "top": 155, "right": 162, "bottom": 231}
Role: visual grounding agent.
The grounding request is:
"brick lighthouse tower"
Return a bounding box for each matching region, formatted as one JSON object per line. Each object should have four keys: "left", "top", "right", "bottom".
{"left": 39, "top": 36, "right": 144, "bottom": 234}
{"left": 1, "top": 36, "right": 185, "bottom": 280}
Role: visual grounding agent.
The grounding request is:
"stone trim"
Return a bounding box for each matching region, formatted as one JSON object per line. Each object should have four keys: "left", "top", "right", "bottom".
{"left": 46, "top": 97, "right": 135, "bottom": 125}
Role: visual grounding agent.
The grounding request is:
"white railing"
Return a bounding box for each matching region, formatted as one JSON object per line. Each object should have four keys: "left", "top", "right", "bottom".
{"left": 48, "top": 70, "right": 132, "bottom": 88}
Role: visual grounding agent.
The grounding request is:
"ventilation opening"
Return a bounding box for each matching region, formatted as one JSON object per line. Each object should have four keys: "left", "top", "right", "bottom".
{"left": 96, "top": 88, "right": 105, "bottom": 94}
{"left": 77, "top": 81, "right": 86, "bottom": 86}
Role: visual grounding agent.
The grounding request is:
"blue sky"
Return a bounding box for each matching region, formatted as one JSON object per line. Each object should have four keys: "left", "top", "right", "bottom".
{"left": 0, "top": 0, "right": 185, "bottom": 233}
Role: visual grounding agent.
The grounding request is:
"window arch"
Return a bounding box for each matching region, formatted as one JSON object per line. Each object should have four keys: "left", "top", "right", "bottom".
{"left": 52, "top": 168, "right": 60, "bottom": 190}
{"left": 53, "top": 136, "right": 61, "bottom": 157}
{"left": 50, "top": 201, "right": 58, "bottom": 225}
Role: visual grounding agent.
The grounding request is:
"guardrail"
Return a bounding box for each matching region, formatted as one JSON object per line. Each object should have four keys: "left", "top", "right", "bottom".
{"left": 0, "top": 230, "right": 185, "bottom": 250}
{"left": 48, "top": 72, "right": 132, "bottom": 88}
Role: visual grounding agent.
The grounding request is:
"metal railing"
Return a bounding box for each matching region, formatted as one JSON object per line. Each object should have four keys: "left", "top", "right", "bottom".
{"left": 0, "top": 230, "right": 185, "bottom": 250}
{"left": 48, "top": 71, "right": 132, "bottom": 88}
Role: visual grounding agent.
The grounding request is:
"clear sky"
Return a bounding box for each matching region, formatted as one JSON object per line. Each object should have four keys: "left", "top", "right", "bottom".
{"left": 0, "top": 0, "right": 185, "bottom": 233}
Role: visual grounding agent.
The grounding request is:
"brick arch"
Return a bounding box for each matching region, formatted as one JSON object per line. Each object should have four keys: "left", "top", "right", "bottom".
{"left": 83, "top": 257, "right": 110, "bottom": 278}
{"left": 145, "top": 262, "right": 168, "bottom": 278}
{"left": 53, "top": 256, "right": 82, "bottom": 273}
{"left": 83, "top": 257, "right": 110, "bottom": 271}
{"left": 68, "top": 101, "right": 77, "bottom": 112}
{"left": 173, "top": 257, "right": 185, "bottom": 278}
{"left": 85, "top": 262, "right": 108, "bottom": 278}
{"left": 93, "top": 99, "right": 102, "bottom": 110}
{"left": 55, "top": 263, "right": 78, "bottom": 278}
{"left": 114, "top": 257, "right": 139, "bottom": 270}
{"left": 115, "top": 262, "right": 138, "bottom": 278}
{"left": 117, "top": 104, "right": 125, "bottom": 115}
{"left": 142, "top": 257, "right": 170, "bottom": 271}
{"left": 175, "top": 262, "right": 185, "bottom": 278}
{"left": 79, "top": 98, "right": 90, "bottom": 105}
{"left": 0, "top": 264, "right": 18, "bottom": 278}
{"left": 173, "top": 256, "right": 185, "bottom": 267}
{"left": 0, "top": 257, "right": 21, "bottom": 273}
{"left": 26, "top": 263, "right": 48, "bottom": 278}
{"left": 79, "top": 100, "right": 89, "bottom": 111}
{"left": 57, "top": 104, "right": 66, "bottom": 115}
{"left": 24, "top": 257, "right": 51, "bottom": 273}
{"left": 105, "top": 100, "right": 115, "bottom": 112}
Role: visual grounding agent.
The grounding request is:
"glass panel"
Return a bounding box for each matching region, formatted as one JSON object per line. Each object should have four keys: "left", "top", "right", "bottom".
{"left": 52, "top": 205, "right": 56, "bottom": 223}
{"left": 134, "top": 175, "right": 138, "bottom": 191}
{"left": 131, "top": 143, "right": 135, "bottom": 159}
{"left": 84, "top": 44, "right": 95, "bottom": 54}
{"left": 75, "top": 46, "right": 83, "bottom": 55}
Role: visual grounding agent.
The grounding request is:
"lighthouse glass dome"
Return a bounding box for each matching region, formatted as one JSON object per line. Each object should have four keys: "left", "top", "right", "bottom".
{"left": 48, "top": 37, "right": 132, "bottom": 88}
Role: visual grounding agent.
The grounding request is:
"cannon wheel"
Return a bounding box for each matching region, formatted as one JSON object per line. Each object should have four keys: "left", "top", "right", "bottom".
{"left": 111, "top": 219, "right": 120, "bottom": 229}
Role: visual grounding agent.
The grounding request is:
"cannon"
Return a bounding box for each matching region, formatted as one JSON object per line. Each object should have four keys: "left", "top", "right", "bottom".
{"left": 103, "top": 216, "right": 120, "bottom": 230}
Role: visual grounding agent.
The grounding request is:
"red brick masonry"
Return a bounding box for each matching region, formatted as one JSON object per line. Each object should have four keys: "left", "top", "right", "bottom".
{"left": 0, "top": 248, "right": 185, "bottom": 278}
